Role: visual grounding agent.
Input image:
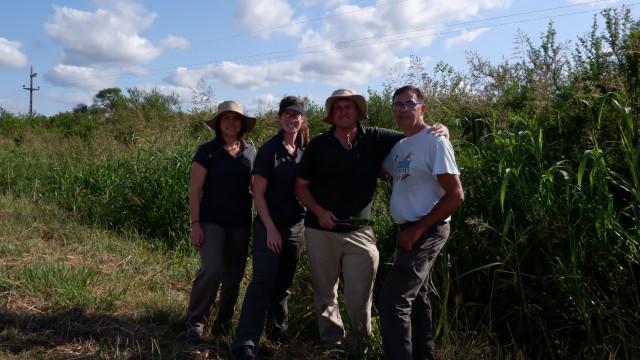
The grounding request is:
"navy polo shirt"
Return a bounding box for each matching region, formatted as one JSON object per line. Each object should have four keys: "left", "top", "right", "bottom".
{"left": 296, "top": 123, "right": 403, "bottom": 232}
{"left": 252, "top": 131, "right": 306, "bottom": 223}
{"left": 193, "top": 138, "right": 256, "bottom": 226}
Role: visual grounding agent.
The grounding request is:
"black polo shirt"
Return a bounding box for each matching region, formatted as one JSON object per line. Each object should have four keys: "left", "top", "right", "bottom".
{"left": 252, "top": 131, "right": 306, "bottom": 223}
{"left": 296, "top": 122, "right": 403, "bottom": 232}
{"left": 193, "top": 138, "right": 256, "bottom": 226}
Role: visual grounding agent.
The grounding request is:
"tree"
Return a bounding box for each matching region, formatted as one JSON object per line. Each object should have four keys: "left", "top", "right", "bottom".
{"left": 93, "top": 88, "right": 124, "bottom": 111}
{"left": 72, "top": 104, "right": 89, "bottom": 114}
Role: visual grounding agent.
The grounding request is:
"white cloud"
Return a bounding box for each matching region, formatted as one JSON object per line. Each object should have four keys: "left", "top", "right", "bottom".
{"left": 296, "top": 0, "right": 509, "bottom": 84}
{"left": 46, "top": 91, "right": 94, "bottom": 107}
{"left": 244, "top": 94, "right": 277, "bottom": 115}
{"left": 234, "top": 0, "right": 305, "bottom": 38}
{"left": 123, "top": 66, "right": 150, "bottom": 76}
{"left": 138, "top": 84, "right": 192, "bottom": 107}
{"left": 165, "top": 59, "right": 303, "bottom": 92}
{"left": 568, "top": 0, "right": 617, "bottom": 4}
{"left": 170, "top": 0, "right": 511, "bottom": 90}
{"left": 0, "top": 98, "right": 27, "bottom": 114}
{"left": 160, "top": 35, "right": 190, "bottom": 50}
{"left": 300, "top": 0, "right": 347, "bottom": 6}
{"left": 444, "top": 27, "right": 490, "bottom": 48}
{"left": 0, "top": 37, "right": 28, "bottom": 69}
{"left": 164, "top": 65, "right": 217, "bottom": 89}
{"left": 45, "top": 64, "right": 114, "bottom": 90}
{"left": 213, "top": 61, "right": 302, "bottom": 89}
{"left": 44, "top": 1, "right": 161, "bottom": 65}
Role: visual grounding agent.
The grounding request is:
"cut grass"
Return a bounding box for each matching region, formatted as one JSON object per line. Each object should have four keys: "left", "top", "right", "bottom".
{"left": 0, "top": 194, "right": 337, "bottom": 358}
{"left": 0, "top": 193, "right": 502, "bottom": 359}
{"left": 9, "top": 262, "right": 99, "bottom": 308}
{"left": 0, "top": 194, "right": 200, "bottom": 358}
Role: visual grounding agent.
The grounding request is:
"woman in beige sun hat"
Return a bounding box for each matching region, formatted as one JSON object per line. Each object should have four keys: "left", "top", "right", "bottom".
{"left": 184, "top": 100, "right": 257, "bottom": 341}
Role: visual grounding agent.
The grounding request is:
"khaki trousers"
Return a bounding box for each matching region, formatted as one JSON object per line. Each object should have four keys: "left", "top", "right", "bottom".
{"left": 305, "top": 226, "right": 379, "bottom": 349}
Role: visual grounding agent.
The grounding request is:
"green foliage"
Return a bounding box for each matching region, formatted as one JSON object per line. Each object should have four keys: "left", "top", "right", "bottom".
{"left": 0, "top": 6, "right": 638, "bottom": 358}
{"left": 379, "top": 6, "right": 640, "bottom": 358}
{"left": 5, "top": 262, "right": 97, "bottom": 308}
{"left": 93, "top": 87, "right": 124, "bottom": 111}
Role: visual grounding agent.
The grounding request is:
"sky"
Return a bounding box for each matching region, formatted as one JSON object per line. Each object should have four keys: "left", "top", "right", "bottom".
{"left": 0, "top": 0, "right": 635, "bottom": 116}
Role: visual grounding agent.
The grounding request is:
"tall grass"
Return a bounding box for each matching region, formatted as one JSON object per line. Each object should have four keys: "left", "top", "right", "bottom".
{"left": 1, "top": 8, "right": 639, "bottom": 357}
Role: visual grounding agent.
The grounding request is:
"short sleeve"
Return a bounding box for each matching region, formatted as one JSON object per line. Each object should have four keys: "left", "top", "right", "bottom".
{"left": 192, "top": 143, "right": 211, "bottom": 168}
{"left": 432, "top": 138, "right": 459, "bottom": 176}
{"left": 252, "top": 142, "right": 274, "bottom": 178}
{"left": 374, "top": 127, "right": 403, "bottom": 160}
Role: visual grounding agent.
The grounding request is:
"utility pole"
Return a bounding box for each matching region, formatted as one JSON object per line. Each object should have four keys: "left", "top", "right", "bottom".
{"left": 22, "top": 66, "right": 40, "bottom": 116}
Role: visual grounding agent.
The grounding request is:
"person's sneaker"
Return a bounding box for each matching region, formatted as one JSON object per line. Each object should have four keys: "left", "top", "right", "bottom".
{"left": 232, "top": 345, "right": 256, "bottom": 360}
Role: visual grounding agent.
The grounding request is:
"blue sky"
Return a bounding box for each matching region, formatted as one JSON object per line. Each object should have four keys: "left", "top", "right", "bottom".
{"left": 0, "top": 0, "right": 634, "bottom": 115}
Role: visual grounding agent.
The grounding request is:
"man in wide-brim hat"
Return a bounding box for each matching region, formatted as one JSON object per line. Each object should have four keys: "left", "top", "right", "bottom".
{"left": 294, "top": 88, "right": 389, "bottom": 354}
{"left": 295, "top": 88, "right": 449, "bottom": 355}
{"left": 321, "top": 88, "right": 368, "bottom": 123}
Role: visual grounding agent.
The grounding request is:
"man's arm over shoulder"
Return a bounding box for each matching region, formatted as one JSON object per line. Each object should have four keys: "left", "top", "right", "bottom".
{"left": 368, "top": 126, "right": 404, "bottom": 159}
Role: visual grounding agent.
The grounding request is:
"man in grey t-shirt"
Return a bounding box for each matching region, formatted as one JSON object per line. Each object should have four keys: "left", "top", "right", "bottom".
{"left": 379, "top": 85, "right": 464, "bottom": 360}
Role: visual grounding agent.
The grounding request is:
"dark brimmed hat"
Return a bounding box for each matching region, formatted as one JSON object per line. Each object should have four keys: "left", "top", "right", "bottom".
{"left": 205, "top": 100, "right": 256, "bottom": 132}
{"left": 323, "top": 88, "right": 368, "bottom": 123}
{"left": 279, "top": 102, "right": 305, "bottom": 114}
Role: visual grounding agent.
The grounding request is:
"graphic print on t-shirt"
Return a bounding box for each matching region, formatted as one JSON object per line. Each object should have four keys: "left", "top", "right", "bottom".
{"left": 396, "top": 152, "right": 413, "bottom": 181}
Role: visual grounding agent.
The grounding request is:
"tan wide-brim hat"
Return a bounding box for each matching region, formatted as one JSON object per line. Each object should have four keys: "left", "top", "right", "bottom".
{"left": 323, "top": 88, "right": 368, "bottom": 123}
{"left": 205, "top": 100, "right": 256, "bottom": 132}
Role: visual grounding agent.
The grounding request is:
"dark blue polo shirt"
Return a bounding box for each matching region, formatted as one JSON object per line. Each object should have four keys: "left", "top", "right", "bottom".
{"left": 193, "top": 138, "right": 256, "bottom": 226}
{"left": 252, "top": 131, "right": 306, "bottom": 223}
{"left": 296, "top": 123, "right": 403, "bottom": 232}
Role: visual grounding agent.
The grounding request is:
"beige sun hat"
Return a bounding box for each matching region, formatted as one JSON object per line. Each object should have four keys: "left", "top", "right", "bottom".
{"left": 205, "top": 100, "right": 256, "bottom": 132}
{"left": 323, "top": 88, "right": 368, "bottom": 123}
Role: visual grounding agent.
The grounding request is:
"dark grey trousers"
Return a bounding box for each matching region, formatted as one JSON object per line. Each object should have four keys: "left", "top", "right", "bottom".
{"left": 379, "top": 223, "right": 450, "bottom": 360}
{"left": 233, "top": 218, "right": 304, "bottom": 348}
{"left": 185, "top": 223, "right": 250, "bottom": 333}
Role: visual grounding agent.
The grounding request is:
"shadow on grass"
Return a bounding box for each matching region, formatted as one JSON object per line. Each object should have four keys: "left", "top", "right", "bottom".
{"left": 0, "top": 307, "right": 229, "bottom": 359}
{"left": 0, "top": 306, "right": 337, "bottom": 359}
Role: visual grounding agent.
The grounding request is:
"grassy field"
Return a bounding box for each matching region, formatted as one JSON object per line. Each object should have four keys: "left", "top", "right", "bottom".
{"left": 1, "top": 8, "right": 639, "bottom": 358}
{"left": 0, "top": 194, "right": 504, "bottom": 359}
{"left": 0, "top": 193, "right": 199, "bottom": 358}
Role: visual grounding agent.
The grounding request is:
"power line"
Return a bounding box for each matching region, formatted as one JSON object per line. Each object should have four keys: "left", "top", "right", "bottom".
{"left": 189, "top": 0, "right": 619, "bottom": 46}
{"left": 22, "top": 66, "right": 40, "bottom": 116}
{"left": 219, "top": 3, "right": 640, "bottom": 64}
{"left": 190, "top": 0, "right": 416, "bottom": 45}
{"left": 86, "top": 1, "right": 638, "bottom": 83}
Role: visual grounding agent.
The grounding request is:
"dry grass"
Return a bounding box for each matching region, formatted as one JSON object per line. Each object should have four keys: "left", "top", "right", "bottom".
{"left": 0, "top": 194, "right": 369, "bottom": 359}
{"left": 0, "top": 194, "right": 504, "bottom": 359}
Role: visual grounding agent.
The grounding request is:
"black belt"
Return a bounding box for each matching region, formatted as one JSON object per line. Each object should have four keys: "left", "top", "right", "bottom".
{"left": 334, "top": 218, "right": 374, "bottom": 227}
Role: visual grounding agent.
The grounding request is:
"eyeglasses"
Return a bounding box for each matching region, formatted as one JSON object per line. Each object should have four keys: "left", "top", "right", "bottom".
{"left": 392, "top": 100, "right": 423, "bottom": 110}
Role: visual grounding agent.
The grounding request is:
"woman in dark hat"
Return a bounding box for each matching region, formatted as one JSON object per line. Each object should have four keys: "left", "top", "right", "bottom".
{"left": 184, "top": 100, "right": 257, "bottom": 340}
{"left": 232, "top": 96, "right": 309, "bottom": 359}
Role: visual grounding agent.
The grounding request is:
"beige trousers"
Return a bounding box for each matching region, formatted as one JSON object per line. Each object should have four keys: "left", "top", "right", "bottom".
{"left": 305, "top": 226, "right": 379, "bottom": 349}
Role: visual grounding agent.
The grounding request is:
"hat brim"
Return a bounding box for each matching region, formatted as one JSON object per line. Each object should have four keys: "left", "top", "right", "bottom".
{"left": 281, "top": 103, "right": 305, "bottom": 114}
{"left": 323, "top": 94, "right": 368, "bottom": 124}
{"left": 205, "top": 110, "right": 256, "bottom": 132}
